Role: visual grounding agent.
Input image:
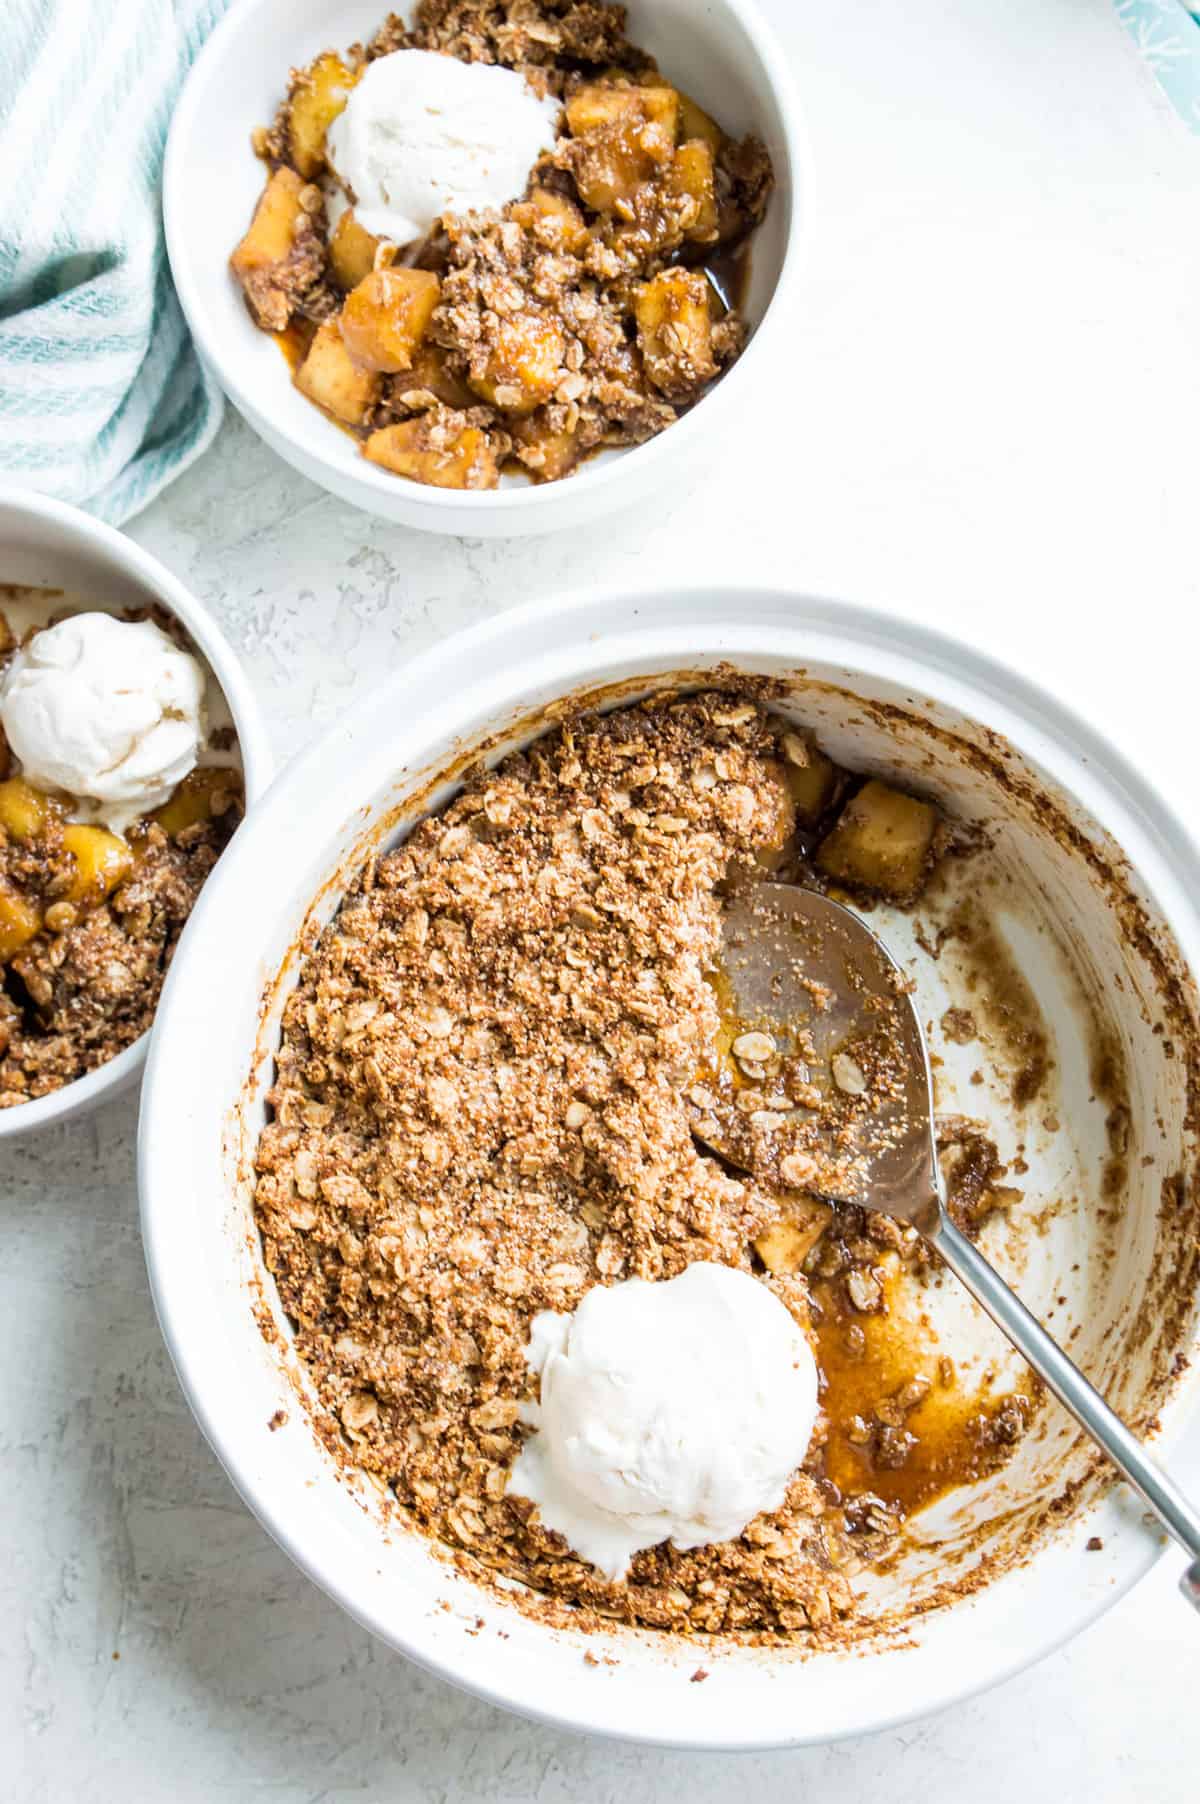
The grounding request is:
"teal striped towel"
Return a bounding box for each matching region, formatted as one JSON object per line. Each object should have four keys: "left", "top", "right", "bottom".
{"left": 1116, "top": 0, "right": 1200, "bottom": 129}
{"left": 0, "top": 0, "right": 233, "bottom": 524}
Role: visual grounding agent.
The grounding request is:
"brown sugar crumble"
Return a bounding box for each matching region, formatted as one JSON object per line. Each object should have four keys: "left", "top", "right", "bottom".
{"left": 232, "top": 1, "right": 773, "bottom": 490}
{"left": 255, "top": 693, "right": 1038, "bottom": 1639}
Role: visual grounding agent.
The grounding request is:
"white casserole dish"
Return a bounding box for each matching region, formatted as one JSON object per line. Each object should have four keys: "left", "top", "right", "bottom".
{"left": 138, "top": 586, "right": 1200, "bottom": 1746}
{"left": 0, "top": 487, "right": 272, "bottom": 1138}
{"left": 163, "top": 0, "right": 808, "bottom": 537}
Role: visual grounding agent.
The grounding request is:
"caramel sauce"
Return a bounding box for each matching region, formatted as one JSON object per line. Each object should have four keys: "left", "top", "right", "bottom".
{"left": 813, "top": 1263, "right": 1032, "bottom": 1516}
{"left": 699, "top": 239, "right": 751, "bottom": 315}
{"left": 273, "top": 317, "right": 315, "bottom": 375}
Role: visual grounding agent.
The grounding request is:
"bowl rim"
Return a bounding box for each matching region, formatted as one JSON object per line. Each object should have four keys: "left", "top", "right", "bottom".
{"left": 138, "top": 582, "right": 1200, "bottom": 1748}
{"left": 0, "top": 485, "right": 273, "bottom": 1138}
{"left": 162, "top": 0, "right": 811, "bottom": 519}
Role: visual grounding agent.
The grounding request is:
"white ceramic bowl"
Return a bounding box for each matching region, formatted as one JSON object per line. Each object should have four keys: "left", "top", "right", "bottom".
{"left": 139, "top": 586, "right": 1200, "bottom": 1747}
{"left": 0, "top": 487, "right": 271, "bottom": 1137}
{"left": 163, "top": 0, "right": 807, "bottom": 537}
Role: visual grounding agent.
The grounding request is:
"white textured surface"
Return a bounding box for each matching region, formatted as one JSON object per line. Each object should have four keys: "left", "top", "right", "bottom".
{"left": 7, "top": 0, "right": 1200, "bottom": 1795}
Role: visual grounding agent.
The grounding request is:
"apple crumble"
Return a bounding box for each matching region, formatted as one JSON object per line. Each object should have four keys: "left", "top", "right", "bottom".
{"left": 255, "top": 693, "right": 1035, "bottom": 1637}
{"left": 231, "top": 1, "right": 773, "bottom": 489}
{"left": 0, "top": 589, "right": 243, "bottom": 1107}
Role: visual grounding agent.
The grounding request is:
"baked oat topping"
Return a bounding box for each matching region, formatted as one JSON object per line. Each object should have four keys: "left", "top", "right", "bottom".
{"left": 255, "top": 693, "right": 1035, "bottom": 1636}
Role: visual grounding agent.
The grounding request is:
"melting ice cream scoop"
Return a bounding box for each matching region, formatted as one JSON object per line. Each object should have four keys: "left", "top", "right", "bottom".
{"left": 510, "top": 1261, "right": 819, "bottom": 1581}
{"left": 327, "top": 48, "right": 560, "bottom": 245}
{"left": 0, "top": 612, "right": 204, "bottom": 834}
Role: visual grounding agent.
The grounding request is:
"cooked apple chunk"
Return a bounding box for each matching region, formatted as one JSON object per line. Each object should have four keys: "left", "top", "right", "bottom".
{"left": 565, "top": 81, "right": 679, "bottom": 140}
{"left": 514, "top": 186, "right": 591, "bottom": 254}
{"left": 565, "top": 84, "right": 678, "bottom": 213}
{"left": 510, "top": 410, "right": 584, "bottom": 481}
{"left": 676, "top": 89, "right": 723, "bottom": 154}
{"left": 0, "top": 777, "right": 60, "bottom": 842}
{"left": 153, "top": 769, "right": 240, "bottom": 840}
{"left": 364, "top": 416, "right": 499, "bottom": 489}
{"left": 60, "top": 825, "right": 134, "bottom": 907}
{"left": 780, "top": 732, "right": 841, "bottom": 825}
{"left": 469, "top": 311, "right": 565, "bottom": 415}
{"left": 0, "top": 883, "right": 41, "bottom": 961}
{"left": 339, "top": 268, "right": 440, "bottom": 373}
{"left": 232, "top": 167, "right": 305, "bottom": 276}
{"left": 634, "top": 268, "right": 717, "bottom": 399}
{"left": 389, "top": 344, "right": 477, "bottom": 412}
{"left": 815, "top": 780, "right": 940, "bottom": 900}
{"left": 328, "top": 209, "right": 380, "bottom": 291}
{"left": 296, "top": 319, "right": 380, "bottom": 425}
{"left": 670, "top": 138, "right": 719, "bottom": 242}
{"left": 755, "top": 1199, "right": 832, "bottom": 1274}
{"left": 571, "top": 126, "right": 672, "bottom": 212}
{"left": 288, "top": 51, "right": 358, "bottom": 178}
{"left": 231, "top": 167, "right": 312, "bottom": 330}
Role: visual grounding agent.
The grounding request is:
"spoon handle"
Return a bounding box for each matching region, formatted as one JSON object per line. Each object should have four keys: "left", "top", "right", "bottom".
{"left": 928, "top": 1211, "right": 1200, "bottom": 1611}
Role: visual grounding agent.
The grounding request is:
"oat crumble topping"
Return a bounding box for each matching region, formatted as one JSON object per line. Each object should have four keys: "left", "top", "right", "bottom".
{"left": 255, "top": 694, "right": 1034, "bottom": 1636}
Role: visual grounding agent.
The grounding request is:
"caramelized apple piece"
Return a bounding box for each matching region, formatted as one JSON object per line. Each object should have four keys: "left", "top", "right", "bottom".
{"left": 780, "top": 731, "right": 841, "bottom": 825}
{"left": 755, "top": 1199, "right": 832, "bottom": 1274}
{"left": 566, "top": 81, "right": 679, "bottom": 138}
{"left": 0, "top": 882, "right": 41, "bottom": 961}
{"left": 288, "top": 51, "right": 358, "bottom": 178}
{"left": 232, "top": 168, "right": 305, "bottom": 275}
{"left": 364, "top": 419, "right": 499, "bottom": 490}
{"left": 390, "top": 344, "right": 477, "bottom": 411}
{"left": 670, "top": 139, "right": 719, "bottom": 242}
{"left": 328, "top": 209, "right": 380, "bottom": 291}
{"left": 515, "top": 187, "right": 590, "bottom": 254}
{"left": 815, "top": 780, "right": 940, "bottom": 900}
{"left": 0, "top": 777, "right": 60, "bottom": 842}
{"left": 61, "top": 825, "right": 134, "bottom": 907}
{"left": 634, "top": 268, "right": 717, "bottom": 399}
{"left": 153, "top": 768, "right": 240, "bottom": 839}
{"left": 231, "top": 167, "right": 309, "bottom": 330}
{"left": 296, "top": 319, "right": 381, "bottom": 424}
{"left": 676, "top": 90, "right": 724, "bottom": 154}
{"left": 510, "top": 410, "right": 584, "bottom": 481}
{"left": 339, "top": 268, "right": 440, "bottom": 373}
{"left": 469, "top": 312, "right": 565, "bottom": 415}
{"left": 571, "top": 125, "right": 671, "bottom": 212}
{"left": 566, "top": 83, "right": 677, "bottom": 213}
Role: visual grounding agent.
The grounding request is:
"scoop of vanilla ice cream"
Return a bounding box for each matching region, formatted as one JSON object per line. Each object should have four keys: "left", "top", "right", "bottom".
{"left": 0, "top": 613, "right": 205, "bottom": 834}
{"left": 326, "top": 48, "right": 561, "bottom": 245}
{"left": 509, "top": 1263, "right": 820, "bottom": 1581}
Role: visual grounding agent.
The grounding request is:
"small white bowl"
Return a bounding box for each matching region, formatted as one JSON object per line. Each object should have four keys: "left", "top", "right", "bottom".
{"left": 139, "top": 585, "right": 1200, "bottom": 1747}
{"left": 0, "top": 487, "right": 272, "bottom": 1138}
{"left": 163, "top": 0, "right": 808, "bottom": 538}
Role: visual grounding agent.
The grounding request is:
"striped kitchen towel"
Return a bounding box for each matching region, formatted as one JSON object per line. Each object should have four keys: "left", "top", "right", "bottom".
{"left": 1116, "top": 0, "right": 1200, "bottom": 129}
{"left": 0, "top": 0, "right": 233, "bottom": 524}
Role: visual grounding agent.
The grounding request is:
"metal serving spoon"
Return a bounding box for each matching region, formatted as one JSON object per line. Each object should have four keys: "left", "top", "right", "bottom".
{"left": 704, "top": 881, "right": 1200, "bottom": 1611}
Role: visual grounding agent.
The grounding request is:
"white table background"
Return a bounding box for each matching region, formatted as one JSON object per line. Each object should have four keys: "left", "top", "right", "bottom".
{"left": 7, "top": 0, "right": 1200, "bottom": 1796}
